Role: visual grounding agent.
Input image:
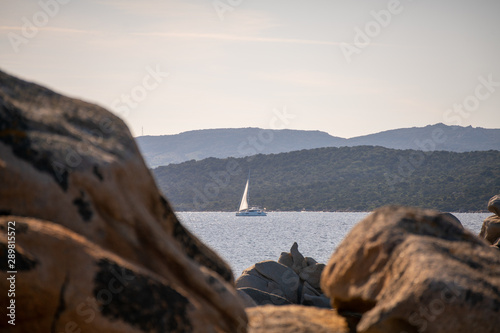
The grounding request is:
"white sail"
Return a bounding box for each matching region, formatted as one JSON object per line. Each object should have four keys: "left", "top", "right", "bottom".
{"left": 238, "top": 179, "right": 249, "bottom": 211}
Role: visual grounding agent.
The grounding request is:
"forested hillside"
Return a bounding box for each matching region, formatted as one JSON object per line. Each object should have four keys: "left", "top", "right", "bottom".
{"left": 153, "top": 146, "right": 500, "bottom": 212}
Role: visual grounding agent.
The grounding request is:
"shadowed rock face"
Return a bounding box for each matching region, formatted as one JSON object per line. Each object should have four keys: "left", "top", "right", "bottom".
{"left": 0, "top": 70, "right": 247, "bottom": 332}
{"left": 321, "top": 206, "right": 500, "bottom": 333}
{"left": 488, "top": 195, "right": 500, "bottom": 216}
{"left": 494, "top": 238, "right": 500, "bottom": 249}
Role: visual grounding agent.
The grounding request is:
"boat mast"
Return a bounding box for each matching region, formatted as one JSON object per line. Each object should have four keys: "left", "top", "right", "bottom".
{"left": 247, "top": 170, "right": 250, "bottom": 207}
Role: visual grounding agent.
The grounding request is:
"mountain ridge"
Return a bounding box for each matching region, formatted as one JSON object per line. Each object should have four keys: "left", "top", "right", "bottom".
{"left": 137, "top": 124, "right": 500, "bottom": 168}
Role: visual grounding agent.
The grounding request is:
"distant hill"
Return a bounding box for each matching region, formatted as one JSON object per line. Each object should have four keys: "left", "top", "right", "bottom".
{"left": 346, "top": 124, "right": 500, "bottom": 152}
{"left": 137, "top": 124, "right": 500, "bottom": 167}
{"left": 137, "top": 128, "right": 345, "bottom": 167}
{"left": 153, "top": 146, "right": 500, "bottom": 212}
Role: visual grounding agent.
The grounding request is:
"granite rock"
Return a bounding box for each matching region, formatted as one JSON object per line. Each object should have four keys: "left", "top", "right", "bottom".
{"left": 247, "top": 305, "right": 349, "bottom": 333}
{"left": 321, "top": 206, "right": 500, "bottom": 333}
{"left": 488, "top": 194, "right": 500, "bottom": 216}
{"left": 0, "top": 70, "right": 247, "bottom": 332}
{"left": 479, "top": 215, "right": 500, "bottom": 245}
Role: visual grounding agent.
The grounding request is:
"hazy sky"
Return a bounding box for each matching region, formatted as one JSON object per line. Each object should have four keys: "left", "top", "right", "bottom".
{"left": 1, "top": 0, "right": 499, "bottom": 138}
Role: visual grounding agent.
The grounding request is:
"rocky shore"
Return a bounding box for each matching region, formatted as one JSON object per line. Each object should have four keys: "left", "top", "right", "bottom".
{"left": 238, "top": 205, "right": 500, "bottom": 332}
{"left": 1, "top": 70, "right": 499, "bottom": 332}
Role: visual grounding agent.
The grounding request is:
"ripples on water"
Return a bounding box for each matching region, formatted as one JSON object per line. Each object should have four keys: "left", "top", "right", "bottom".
{"left": 177, "top": 212, "right": 489, "bottom": 278}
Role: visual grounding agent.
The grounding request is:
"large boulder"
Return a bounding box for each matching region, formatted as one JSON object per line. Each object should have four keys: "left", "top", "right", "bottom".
{"left": 236, "top": 261, "right": 301, "bottom": 305}
{"left": 238, "top": 287, "right": 292, "bottom": 307}
{"left": 488, "top": 194, "right": 500, "bottom": 216}
{"left": 479, "top": 215, "right": 500, "bottom": 245}
{"left": 0, "top": 70, "right": 247, "bottom": 332}
{"left": 438, "top": 212, "right": 462, "bottom": 227}
{"left": 479, "top": 195, "right": 500, "bottom": 246}
{"left": 0, "top": 217, "right": 245, "bottom": 332}
{"left": 321, "top": 206, "right": 500, "bottom": 333}
{"left": 236, "top": 243, "right": 330, "bottom": 308}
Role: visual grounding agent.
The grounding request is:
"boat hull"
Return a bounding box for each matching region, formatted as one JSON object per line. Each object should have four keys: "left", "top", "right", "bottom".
{"left": 236, "top": 210, "right": 267, "bottom": 216}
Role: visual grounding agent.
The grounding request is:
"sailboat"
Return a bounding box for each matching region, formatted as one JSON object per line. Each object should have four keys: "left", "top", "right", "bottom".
{"left": 236, "top": 173, "right": 267, "bottom": 216}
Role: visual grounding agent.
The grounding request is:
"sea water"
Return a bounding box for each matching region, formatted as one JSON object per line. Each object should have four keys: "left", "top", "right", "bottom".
{"left": 177, "top": 212, "right": 490, "bottom": 278}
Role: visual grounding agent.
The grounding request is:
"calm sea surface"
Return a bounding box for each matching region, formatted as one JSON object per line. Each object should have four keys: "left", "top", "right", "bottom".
{"left": 177, "top": 212, "right": 490, "bottom": 278}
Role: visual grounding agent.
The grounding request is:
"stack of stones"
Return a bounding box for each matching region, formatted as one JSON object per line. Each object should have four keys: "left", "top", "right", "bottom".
{"left": 236, "top": 242, "right": 330, "bottom": 308}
